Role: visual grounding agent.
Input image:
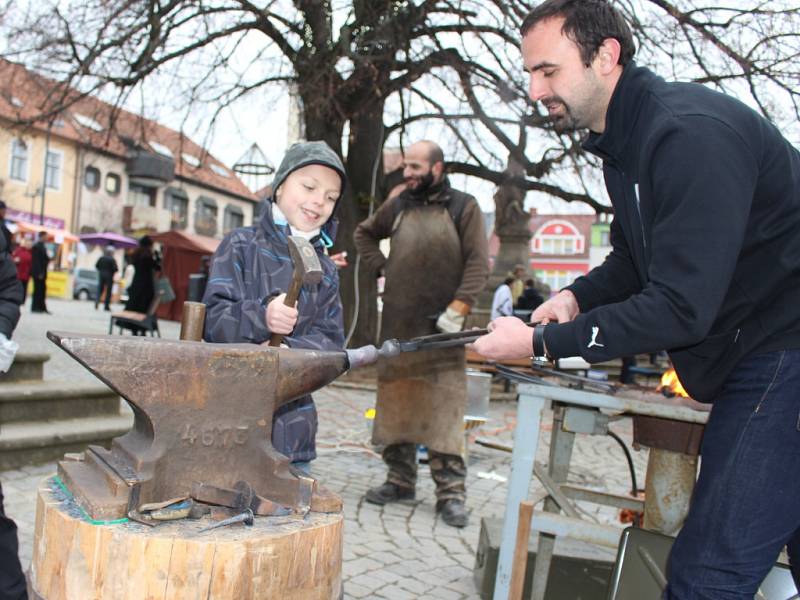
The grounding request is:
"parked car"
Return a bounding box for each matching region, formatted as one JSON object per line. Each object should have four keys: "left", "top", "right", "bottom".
{"left": 72, "top": 268, "right": 99, "bottom": 301}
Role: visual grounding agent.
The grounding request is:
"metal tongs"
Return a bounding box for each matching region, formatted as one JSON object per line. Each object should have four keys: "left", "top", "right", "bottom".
{"left": 395, "top": 328, "right": 490, "bottom": 352}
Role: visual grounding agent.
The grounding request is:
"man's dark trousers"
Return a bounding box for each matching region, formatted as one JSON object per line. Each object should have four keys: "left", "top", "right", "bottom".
{"left": 0, "top": 483, "right": 27, "bottom": 599}
{"left": 30, "top": 277, "right": 46, "bottom": 313}
{"left": 384, "top": 443, "right": 466, "bottom": 502}
{"left": 96, "top": 275, "right": 113, "bottom": 310}
{"left": 665, "top": 350, "right": 800, "bottom": 599}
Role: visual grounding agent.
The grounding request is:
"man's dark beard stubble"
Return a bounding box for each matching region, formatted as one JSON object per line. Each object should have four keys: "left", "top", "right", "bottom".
{"left": 408, "top": 172, "right": 436, "bottom": 195}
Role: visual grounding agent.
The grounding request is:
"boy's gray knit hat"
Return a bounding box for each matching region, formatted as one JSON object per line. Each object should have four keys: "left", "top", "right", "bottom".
{"left": 271, "top": 141, "right": 347, "bottom": 200}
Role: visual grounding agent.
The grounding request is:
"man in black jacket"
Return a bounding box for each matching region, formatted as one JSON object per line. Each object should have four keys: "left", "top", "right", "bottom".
{"left": 0, "top": 225, "right": 27, "bottom": 599}
{"left": 29, "top": 231, "right": 49, "bottom": 314}
{"left": 475, "top": 1, "right": 800, "bottom": 598}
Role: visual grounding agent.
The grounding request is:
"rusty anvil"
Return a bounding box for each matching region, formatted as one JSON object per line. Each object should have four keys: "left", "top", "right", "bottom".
{"left": 50, "top": 331, "right": 396, "bottom": 521}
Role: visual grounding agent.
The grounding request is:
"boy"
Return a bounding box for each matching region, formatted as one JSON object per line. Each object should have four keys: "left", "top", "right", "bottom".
{"left": 203, "top": 141, "right": 346, "bottom": 472}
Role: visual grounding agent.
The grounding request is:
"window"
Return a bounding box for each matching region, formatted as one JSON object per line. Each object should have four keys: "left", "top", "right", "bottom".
{"left": 210, "top": 164, "right": 230, "bottom": 178}
{"left": 537, "top": 269, "right": 584, "bottom": 291}
{"left": 181, "top": 153, "right": 201, "bottom": 168}
{"left": 84, "top": 166, "right": 101, "bottom": 190}
{"left": 148, "top": 141, "right": 173, "bottom": 158}
{"left": 194, "top": 196, "right": 218, "bottom": 237}
{"left": 45, "top": 150, "right": 63, "bottom": 190}
{"left": 73, "top": 113, "right": 103, "bottom": 132}
{"left": 9, "top": 139, "right": 28, "bottom": 182}
{"left": 538, "top": 237, "right": 578, "bottom": 255}
{"left": 223, "top": 205, "right": 244, "bottom": 234}
{"left": 599, "top": 230, "right": 610, "bottom": 247}
{"left": 165, "top": 187, "right": 189, "bottom": 229}
{"left": 128, "top": 183, "right": 156, "bottom": 207}
{"left": 105, "top": 172, "right": 121, "bottom": 195}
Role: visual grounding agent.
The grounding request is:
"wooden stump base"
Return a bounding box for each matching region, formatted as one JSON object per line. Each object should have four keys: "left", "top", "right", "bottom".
{"left": 30, "top": 477, "right": 343, "bottom": 600}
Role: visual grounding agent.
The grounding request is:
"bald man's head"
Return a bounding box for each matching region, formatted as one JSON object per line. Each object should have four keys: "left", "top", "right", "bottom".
{"left": 403, "top": 140, "right": 446, "bottom": 193}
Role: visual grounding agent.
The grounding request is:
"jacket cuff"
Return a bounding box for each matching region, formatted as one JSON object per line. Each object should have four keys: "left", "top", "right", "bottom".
{"left": 543, "top": 322, "right": 581, "bottom": 359}
{"left": 448, "top": 299, "right": 471, "bottom": 316}
{"left": 564, "top": 278, "right": 600, "bottom": 313}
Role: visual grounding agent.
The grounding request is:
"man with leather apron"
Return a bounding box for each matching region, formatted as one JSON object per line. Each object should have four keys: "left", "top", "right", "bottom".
{"left": 354, "top": 140, "right": 489, "bottom": 527}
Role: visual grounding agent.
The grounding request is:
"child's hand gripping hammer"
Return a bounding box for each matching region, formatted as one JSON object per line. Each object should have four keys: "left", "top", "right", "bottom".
{"left": 268, "top": 236, "right": 324, "bottom": 347}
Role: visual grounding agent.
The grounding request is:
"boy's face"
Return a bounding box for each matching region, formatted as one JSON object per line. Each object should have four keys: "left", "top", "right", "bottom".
{"left": 275, "top": 164, "right": 341, "bottom": 232}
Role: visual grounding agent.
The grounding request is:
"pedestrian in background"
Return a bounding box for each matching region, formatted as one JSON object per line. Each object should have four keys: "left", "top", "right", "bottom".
{"left": 124, "top": 236, "right": 160, "bottom": 313}
{"left": 30, "top": 231, "right": 49, "bottom": 314}
{"left": 516, "top": 278, "right": 544, "bottom": 312}
{"left": 94, "top": 245, "right": 118, "bottom": 311}
{"left": 508, "top": 263, "right": 526, "bottom": 306}
{"left": 0, "top": 201, "right": 12, "bottom": 252}
{"left": 491, "top": 277, "right": 515, "bottom": 320}
{"left": 11, "top": 239, "right": 31, "bottom": 304}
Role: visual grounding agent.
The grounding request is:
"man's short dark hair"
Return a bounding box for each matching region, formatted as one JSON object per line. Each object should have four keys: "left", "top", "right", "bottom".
{"left": 521, "top": 0, "right": 635, "bottom": 67}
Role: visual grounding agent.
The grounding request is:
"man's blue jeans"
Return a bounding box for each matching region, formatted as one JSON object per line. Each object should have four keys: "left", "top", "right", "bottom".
{"left": 665, "top": 350, "right": 800, "bottom": 599}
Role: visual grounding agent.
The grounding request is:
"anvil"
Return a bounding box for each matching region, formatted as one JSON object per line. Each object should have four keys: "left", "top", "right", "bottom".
{"left": 49, "top": 331, "right": 394, "bottom": 521}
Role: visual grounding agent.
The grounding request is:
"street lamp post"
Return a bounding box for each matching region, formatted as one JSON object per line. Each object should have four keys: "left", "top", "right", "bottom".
{"left": 39, "top": 120, "right": 54, "bottom": 226}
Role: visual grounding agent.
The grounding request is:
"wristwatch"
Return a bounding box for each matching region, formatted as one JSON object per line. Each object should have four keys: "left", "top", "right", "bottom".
{"left": 532, "top": 323, "right": 553, "bottom": 361}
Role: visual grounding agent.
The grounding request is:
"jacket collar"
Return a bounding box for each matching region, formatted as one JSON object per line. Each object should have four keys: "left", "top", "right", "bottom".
{"left": 582, "top": 63, "right": 659, "bottom": 165}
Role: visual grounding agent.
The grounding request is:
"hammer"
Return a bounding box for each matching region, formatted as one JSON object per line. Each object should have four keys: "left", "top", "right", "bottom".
{"left": 269, "top": 236, "right": 323, "bottom": 347}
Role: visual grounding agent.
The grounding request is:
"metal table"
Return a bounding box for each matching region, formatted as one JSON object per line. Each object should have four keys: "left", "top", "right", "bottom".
{"left": 493, "top": 381, "right": 709, "bottom": 600}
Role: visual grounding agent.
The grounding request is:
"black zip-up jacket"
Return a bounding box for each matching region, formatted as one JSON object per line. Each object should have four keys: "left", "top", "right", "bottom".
{"left": 544, "top": 64, "right": 800, "bottom": 401}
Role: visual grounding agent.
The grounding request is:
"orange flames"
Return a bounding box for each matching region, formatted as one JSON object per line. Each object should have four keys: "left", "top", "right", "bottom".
{"left": 657, "top": 367, "right": 688, "bottom": 398}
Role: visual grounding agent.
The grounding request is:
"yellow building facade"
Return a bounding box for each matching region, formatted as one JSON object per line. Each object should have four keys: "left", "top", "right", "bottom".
{"left": 0, "top": 123, "right": 79, "bottom": 232}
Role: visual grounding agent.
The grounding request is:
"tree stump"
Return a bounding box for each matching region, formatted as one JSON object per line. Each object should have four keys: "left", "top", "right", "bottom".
{"left": 29, "top": 477, "right": 343, "bottom": 600}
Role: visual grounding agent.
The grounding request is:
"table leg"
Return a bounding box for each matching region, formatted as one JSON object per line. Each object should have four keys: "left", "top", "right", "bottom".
{"left": 493, "top": 392, "right": 548, "bottom": 600}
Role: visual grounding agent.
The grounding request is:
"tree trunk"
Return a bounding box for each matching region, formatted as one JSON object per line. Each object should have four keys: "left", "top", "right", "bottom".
{"left": 31, "top": 479, "right": 344, "bottom": 600}
{"left": 339, "top": 102, "right": 385, "bottom": 347}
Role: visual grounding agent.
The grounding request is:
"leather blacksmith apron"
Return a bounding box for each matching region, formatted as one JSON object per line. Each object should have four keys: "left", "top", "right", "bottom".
{"left": 372, "top": 202, "right": 467, "bottom": 456}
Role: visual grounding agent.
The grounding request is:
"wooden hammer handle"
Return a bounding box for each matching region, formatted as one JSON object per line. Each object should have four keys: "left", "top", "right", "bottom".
{"left": 268, "top": 278, "right": 302, "bottom": 347}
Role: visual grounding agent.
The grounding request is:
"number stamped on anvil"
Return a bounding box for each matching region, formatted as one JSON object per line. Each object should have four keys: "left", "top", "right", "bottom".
{"left": 180, "top": 424, "right": 249, "bottom": 447}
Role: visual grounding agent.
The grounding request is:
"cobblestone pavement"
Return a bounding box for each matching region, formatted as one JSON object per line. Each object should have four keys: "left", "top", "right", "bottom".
{"left": 2, "top": 297, "right": 649, "bottom": 599}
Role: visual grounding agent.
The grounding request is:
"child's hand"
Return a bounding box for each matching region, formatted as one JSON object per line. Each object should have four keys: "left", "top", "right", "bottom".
{"left": 329, "top": 251, "right": 348, "bottom": 268}
{"left": 266, "top": 294, "right": 298, "bottom": 335}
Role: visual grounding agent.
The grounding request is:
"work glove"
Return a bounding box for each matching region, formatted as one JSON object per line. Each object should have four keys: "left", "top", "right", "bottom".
{"left": 435, "top": 300, "right": 470, "bottom": 334}
{"left": 0, "top": 333, "right": 19, "bottom": 373}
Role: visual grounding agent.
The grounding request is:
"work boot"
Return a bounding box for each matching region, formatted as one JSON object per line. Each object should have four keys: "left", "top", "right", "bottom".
{"left": 436, "top": 499, "right": 468, "bottom": 528}
{"left": 364, "top": 482, "right": 415, "bottom": 505}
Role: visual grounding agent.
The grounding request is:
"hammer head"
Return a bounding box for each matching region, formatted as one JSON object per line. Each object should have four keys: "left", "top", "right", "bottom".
{"left": 287, "top": 236, "right": 323, "bottom": 286}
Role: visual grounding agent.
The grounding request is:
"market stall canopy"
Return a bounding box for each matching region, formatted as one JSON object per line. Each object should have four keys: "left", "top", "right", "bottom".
{"left": 79, "top": 232, "right": 138, "bottom": 249}
{"left": 12, "top": 220, "right": 79, "bottom": 243}
{"left": 150, "top": 230, "right": 220, "bottom": 321}
{"left": 149, "top": 230, "right": 220, "bottom": 254}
